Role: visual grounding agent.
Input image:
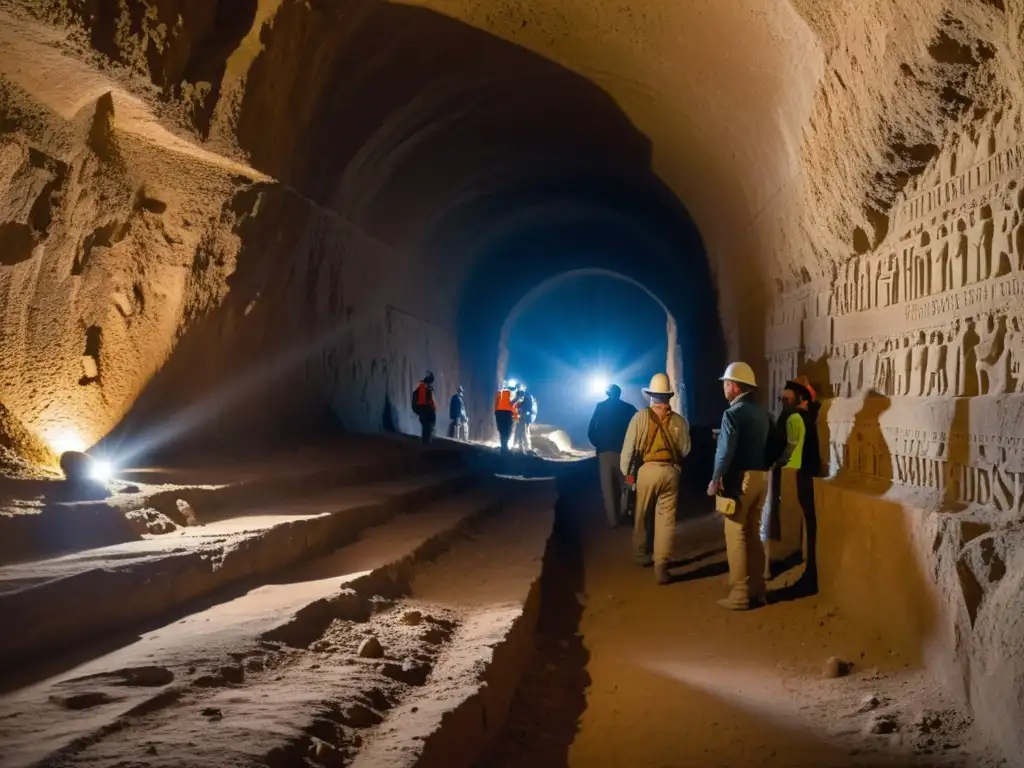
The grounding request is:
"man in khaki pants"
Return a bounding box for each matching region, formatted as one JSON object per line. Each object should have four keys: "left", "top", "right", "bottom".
{"left": 707, "top": 362, "right": 771, "bottom": 610}
{"left": 620, "top": 373, "right": 691, "bottom": 585}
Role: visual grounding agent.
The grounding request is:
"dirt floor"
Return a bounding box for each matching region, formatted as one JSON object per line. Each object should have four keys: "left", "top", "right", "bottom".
{"left": 483, "top": 479, "right": 1007, "bottom": 768}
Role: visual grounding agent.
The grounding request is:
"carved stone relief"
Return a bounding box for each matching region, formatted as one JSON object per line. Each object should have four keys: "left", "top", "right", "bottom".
{"left": 765, "top": 133, "right": 1024, "bottom": 512}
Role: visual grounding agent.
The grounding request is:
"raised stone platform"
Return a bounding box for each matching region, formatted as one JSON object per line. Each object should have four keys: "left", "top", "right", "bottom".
{"left": 0, "top": 466, "right": 556, "bottom": 768}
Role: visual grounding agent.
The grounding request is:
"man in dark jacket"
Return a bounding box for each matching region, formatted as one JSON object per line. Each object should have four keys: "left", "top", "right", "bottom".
{"left": 707, "top": 362, "right": 771, "bottom": 610}
{"left": 448, "top": 385, "right": 468, "bottom": 441}
{"left": 589, "top": 384, "right": 637, "bottom": 527}
{"left": 411, "top": 372, "right": 437, "bottom": 445}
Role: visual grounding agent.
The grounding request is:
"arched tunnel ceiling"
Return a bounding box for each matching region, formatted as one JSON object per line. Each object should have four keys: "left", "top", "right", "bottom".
{"left": 4, "top": 0, "right": 1011, "bottom": 306}
{"left": 0, "top": 0, "right": 1018, "bottom": 447}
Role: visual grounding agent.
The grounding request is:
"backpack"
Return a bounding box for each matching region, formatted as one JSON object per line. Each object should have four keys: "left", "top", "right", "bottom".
{"left": 763, "top": 414, "right": 788, "bottom": 468}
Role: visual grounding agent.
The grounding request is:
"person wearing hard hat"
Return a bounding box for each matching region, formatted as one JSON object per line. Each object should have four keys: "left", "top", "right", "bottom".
{"left": 787, "top": 376, "right": 823, "bottom": 594}
{"left": 411, "top": 371, "right": 437, "bottom": 445}
{"left": 620, "top": 373, "right": 691, "bottom": 585}
{"left": 513, "top": 383, "right": 538, "bottom": 453}
{"left": 494, "top": 380, "right": 516, "bottom": 456}
{"left": 588, "top": 384, "right": 638, "bottom": 527}
{"left": 707, "top": 362, "right": 771, "bottom": 610}
{"left": 448, "top": 385, "right": 468, "bottom": 441}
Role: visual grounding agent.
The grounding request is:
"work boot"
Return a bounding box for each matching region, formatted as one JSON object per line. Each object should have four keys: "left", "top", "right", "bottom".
{"left": 654, "top": 564, "right": 671, "bottom": 585}
{"left": 635, "top": 555, "right": 653, "bottom": 568}
{"left": 716, "top": 595, "right": 766, "bottom": 611}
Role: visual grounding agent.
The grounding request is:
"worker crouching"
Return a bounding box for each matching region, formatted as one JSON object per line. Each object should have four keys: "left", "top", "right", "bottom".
{"left": 620, "top": 373, "right": 691, "bottom": 585}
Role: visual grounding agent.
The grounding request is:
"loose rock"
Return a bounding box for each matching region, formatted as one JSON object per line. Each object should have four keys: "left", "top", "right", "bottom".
{"left": 822, "top": 656, "right": 852, "bottom": 679}
{"left": 402, "top": 610, "right": 423, "bottom": 626}
{"left": 868, "top": 713, "right": 900, "bottom": 735}
{"left": 358, "top": 636, "right": 384, "bottom": 658}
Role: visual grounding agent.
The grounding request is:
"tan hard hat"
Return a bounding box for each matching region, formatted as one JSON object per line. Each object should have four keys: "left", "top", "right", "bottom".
{"left": 720, "top": 362, "right": 757, "bottom": 387}
{"left": 643, "top": 372, "right": 673, "bottom": 396}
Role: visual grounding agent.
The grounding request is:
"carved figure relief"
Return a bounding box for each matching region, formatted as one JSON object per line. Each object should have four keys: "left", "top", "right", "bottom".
{"left": 764, "top": 137, "right": 1024, "bottom": 508}
{"left": 975, "top": 312, "right": 1008, "bottom": 394}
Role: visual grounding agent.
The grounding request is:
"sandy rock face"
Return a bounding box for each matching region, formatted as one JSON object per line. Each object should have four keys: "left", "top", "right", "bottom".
{"left": 0, "top": 401, "right": 56, "bottom": 475}
{"left": 2, "top": 0, "right": 1024, "bottom": 763}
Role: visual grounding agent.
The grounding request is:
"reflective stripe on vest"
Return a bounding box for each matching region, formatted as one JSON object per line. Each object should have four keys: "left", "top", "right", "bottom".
{"left": 494, "top": 390, "right": 512, "bottom": 411}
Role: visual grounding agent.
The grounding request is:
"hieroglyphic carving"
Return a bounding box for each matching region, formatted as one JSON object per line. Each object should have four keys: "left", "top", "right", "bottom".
{"left": 823, "top": 397, "right": 1024, "bottom": 513}
{"left": 765, "top": 129, "right": 1024, "bottom": 510}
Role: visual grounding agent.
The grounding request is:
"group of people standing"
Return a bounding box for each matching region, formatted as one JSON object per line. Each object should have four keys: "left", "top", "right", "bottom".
{"left": 492, "top": 380, "right": 538, "bottom": 456}
{"left": 410, "top": 372, "right": 538, "bottom": 455}
{"left": 589, "top": 363, "right": 820, "bottom": 609}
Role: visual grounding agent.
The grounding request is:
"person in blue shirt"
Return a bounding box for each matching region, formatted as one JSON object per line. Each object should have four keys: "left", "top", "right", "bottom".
{"left": 707, "top": 362, "right": 771, "bottom": 611}
{"left": 448, "top": 385, "right": 468, "bottom": 441}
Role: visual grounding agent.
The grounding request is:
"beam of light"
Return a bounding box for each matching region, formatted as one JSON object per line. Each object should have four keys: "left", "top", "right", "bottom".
{"left": 97, "top": 316, "right": 379, "bottom": 466}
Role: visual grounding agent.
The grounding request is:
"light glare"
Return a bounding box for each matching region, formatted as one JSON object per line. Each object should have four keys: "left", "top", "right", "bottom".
{"left": 588, "top": 373, "right": 611, "bottom": 397}
{"left": 88, "top": 459, "right": 114, "bottom": 483}
{"left": 45, "top": 429, "right": 87, "bottom": 455}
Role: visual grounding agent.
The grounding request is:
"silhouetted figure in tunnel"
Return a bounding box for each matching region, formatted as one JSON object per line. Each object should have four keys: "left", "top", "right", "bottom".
{"left": 494, "top": 381, "right": 516, "bottom": 455}
{"left": 513, "top": 383, "right": 538, "bottom": 453}
{"left": 448, "top": 385, "right": 468, "bottom": 441}
{"left": 588, "top": 384, "right": 637, "bottom": 527}
{"left": 412, "top": 371, "right": 437, "bottom": 445}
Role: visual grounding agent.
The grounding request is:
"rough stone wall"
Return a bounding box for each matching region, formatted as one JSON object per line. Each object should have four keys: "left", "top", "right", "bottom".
{"left": 766, "top": 111, "right": 1024, "bottom": 763}
{"left": 0, "top": 8, "right": 459, "bottom": 455}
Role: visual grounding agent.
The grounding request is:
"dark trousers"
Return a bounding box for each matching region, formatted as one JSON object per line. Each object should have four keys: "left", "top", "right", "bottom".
{"left": 419, "top": 412, "right": 436, "bottom": 445}
{"left": 796, "top": 471, "right": 818, "bottom": 584}
{"left": 494, "top": 410, "right": 513, "bottom": 454}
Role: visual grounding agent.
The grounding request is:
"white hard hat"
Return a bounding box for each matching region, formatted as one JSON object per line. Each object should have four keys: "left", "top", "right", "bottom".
{"left": 720, "top": 362, "right": 757, "bottom": 387}
{"left": 642, "top": 372, "right": 673, "bottom": 396}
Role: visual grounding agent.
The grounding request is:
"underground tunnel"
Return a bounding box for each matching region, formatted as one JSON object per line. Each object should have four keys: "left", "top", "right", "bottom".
{"left": 0, "top": 0, "right": 1023, "bottom": 766}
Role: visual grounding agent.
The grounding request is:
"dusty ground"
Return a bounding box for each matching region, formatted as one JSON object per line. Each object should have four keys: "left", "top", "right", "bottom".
{"left": 484, "top": 482, "right": 1006, "bottom": 768}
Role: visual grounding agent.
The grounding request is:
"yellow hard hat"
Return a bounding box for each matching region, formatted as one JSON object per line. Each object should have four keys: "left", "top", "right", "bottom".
{"left": 720, "top": 362, "right": 757, "bottom": 387}
{"left": 642, "top": 372, "right": 673, "bottom": 396}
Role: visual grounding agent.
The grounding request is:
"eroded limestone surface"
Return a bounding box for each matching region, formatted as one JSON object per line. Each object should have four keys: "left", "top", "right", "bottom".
{"left": 767, "top": 119, "right": 1024, "bottom": 764}
{"left": 2, "top": 0, "right": 1024, "bottom": 764}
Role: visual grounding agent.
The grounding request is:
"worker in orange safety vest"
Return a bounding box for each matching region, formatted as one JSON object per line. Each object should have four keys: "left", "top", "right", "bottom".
{"left": 412, "top": 371, "right": 437, "bottom": 445}
{"left": 494, "top": 381, "right": 516, "bottom": 456}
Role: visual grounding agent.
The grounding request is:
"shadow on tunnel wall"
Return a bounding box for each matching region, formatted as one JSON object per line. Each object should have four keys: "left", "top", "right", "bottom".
{"left": 815, "top": 393, "right": 945, "bottom": 668}
{"left": 93, "top": 3, "right": 722, "bottom": 463}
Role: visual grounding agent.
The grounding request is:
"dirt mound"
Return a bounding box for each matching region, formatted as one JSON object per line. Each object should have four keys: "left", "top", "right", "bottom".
{"left": 0, "top": 402, "right": 56, "bottom": 476}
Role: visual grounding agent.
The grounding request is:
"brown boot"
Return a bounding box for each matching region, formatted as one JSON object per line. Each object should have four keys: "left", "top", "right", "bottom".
{"left": 655, "top": 564, "right": 671, "bottom": 585}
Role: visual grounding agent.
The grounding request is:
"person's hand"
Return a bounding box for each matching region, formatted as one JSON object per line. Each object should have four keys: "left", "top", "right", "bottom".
{"left": 706, "top": 479, "right": 720, "bottom": 497}
{"left": 625, "top": 475, "right": 635, "bottom": 486}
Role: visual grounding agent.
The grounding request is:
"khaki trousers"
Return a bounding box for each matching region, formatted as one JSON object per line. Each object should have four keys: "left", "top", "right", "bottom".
{"left": 634, "top": 462, "right": 679, "bottom": 565}
{"left": 597, "top": 452, "right": 623, "bottom": 525}
{"left": 722, "top": 470, "right": 769, "bottom": 605}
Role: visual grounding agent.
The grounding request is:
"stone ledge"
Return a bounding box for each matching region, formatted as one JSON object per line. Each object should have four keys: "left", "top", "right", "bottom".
{"left": 0, "top": 487, "right": 516, "bottom": 768}
{"left": 0, "top": 469, "right": 473, "bottom": 669}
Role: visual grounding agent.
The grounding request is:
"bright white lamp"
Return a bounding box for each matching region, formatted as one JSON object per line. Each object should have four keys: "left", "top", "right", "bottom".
{"left": 588, "top": 373, "right": 611, "bottom": 397}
